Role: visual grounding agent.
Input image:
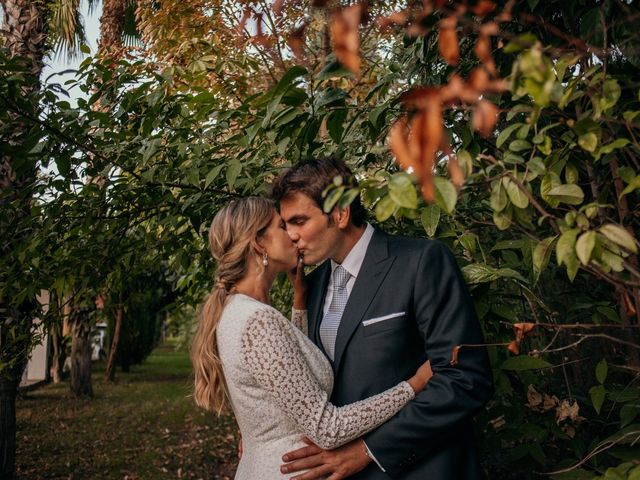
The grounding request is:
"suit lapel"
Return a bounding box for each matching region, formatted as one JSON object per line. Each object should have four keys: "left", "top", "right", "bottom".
{"left": 333, "top": 229, "right": 395, "bottom": 374}
{"left": 307, "top": 261, "right": 330, "bottom": 347}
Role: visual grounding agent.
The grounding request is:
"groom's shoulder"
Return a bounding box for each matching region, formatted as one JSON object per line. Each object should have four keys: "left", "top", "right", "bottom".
{"left": 376, "top": 228, "right": 449, "bottom": 257}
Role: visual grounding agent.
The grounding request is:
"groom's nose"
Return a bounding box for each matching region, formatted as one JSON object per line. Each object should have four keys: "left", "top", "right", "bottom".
{"left": 286, "top": 228, "right": 300, "bottom": 243}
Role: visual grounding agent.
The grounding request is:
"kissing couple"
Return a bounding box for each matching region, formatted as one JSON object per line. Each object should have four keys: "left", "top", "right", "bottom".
{"left": 192, "top": 156, "right": 493, "bottom": 479}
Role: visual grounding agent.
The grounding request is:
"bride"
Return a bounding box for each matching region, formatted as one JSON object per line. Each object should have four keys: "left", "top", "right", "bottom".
{"left": 191, "top": 197, "right": 432, "bottom": 479}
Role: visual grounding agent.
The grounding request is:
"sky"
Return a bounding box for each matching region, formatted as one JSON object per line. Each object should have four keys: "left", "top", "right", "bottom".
{"left": 41, "top": 0, "right": 102, "bottom": 104}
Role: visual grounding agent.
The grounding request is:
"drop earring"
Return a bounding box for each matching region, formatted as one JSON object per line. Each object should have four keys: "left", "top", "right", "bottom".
{"left": 262, "top": 253, "right": 268, "bottom": 266}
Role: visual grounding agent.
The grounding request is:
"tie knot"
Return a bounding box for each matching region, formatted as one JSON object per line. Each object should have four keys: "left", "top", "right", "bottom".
{"left": 333, "top": 265, "right": 350, "bottom": 289}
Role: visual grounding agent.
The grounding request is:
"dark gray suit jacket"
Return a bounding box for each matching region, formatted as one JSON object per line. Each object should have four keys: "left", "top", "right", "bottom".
{"left": 306, "top": 229, "right": 493, "bottom": 479}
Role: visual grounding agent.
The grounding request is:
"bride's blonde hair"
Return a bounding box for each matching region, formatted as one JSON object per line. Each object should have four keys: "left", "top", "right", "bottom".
{"left": 192, "top": 197, "right": 274, "bottom": 412}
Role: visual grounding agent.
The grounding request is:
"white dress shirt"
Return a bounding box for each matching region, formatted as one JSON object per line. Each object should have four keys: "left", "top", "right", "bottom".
{"left": 320, "top": 223, "right": 387, "bottom": 472}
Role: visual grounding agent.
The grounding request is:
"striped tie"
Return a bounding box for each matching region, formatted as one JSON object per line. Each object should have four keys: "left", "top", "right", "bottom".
{"left": 320, "top": 265, "right": 350, "bottom": 361}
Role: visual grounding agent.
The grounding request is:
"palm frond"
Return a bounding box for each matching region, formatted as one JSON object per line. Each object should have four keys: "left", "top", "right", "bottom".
{"left": 122, "top": 0, "right": 141, "bottom": 47}
{"left": 50, "top": 0, "right": 86, "bottom": 59}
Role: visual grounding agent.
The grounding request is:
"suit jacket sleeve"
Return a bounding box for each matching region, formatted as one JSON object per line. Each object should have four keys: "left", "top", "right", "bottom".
{"left": 363, "top": 240, "right": 494, "bottom": 476}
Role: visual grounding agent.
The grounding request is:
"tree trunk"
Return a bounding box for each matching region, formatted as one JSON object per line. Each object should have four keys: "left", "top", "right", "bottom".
{"left": 69, "top": 306, "right": 93, "bottom": 397}
{"left": 0, "top": 2, "right": 49, "bottom": 478}
{"left": 49, "top": 321, "right": 66, "bottom": 384}
{"left": 0, "top": 374, "right": 18, "bottom": 479}
{"left": 105, "top": 306, "right": 123, "bottom": 382}
{"left": 98, "top": 0, "right": 127, "bottom": 53}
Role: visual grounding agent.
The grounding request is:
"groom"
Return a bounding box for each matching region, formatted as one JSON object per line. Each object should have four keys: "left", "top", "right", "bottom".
{"left": 271, "top": 157, "right": 493, "bottom": 479}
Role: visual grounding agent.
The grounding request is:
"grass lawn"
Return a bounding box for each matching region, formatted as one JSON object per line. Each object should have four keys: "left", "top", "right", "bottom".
{"left": 16, "top": 344, "right": 239, "bottom": 479}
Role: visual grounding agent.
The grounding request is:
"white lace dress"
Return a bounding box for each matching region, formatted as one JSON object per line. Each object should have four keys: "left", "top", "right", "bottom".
{"left": 216, "top": 293, "right": 415, "bottom": 480}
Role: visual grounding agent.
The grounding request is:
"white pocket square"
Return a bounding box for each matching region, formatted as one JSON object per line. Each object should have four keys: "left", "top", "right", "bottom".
{"left": 362, "top": 312, "right": 406, "bottom": 327}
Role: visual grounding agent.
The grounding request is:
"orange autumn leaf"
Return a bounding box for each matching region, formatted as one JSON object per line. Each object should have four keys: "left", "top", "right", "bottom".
{"left": 473, "top": 0, "right": 496, "bottom": 17}
{"left": 389, "top": 118, "right": 422, "bottom": 178}
{"left": 474, "top": 34, "right": 496, "bottom": 75}
{"left": 438, "top": 15, "right": 460, "bottom": 66}
{"left": 378, "top": 11, "right": 408, "bottom": 31}
{"left": 468, "top": 67, "right": 489, "bottom": 91}
{"left": 507, "top": 340, "right": 520, "bottom": 355}
{"left": 623, "top": 290, "right": 637, "bottom": 316}
{"left": 237, "top": 7, "right": 252, "bottom": 39}
{"left": 473, "top": 99, "right": 498, "bottom": 137}
{"left": 513, "top": 322, "right": 536, "bottom": 342}
{"left": 273, "top": 0, "right": 285, "bottom": 15}
{"left": 331, "top": 3, "right": 362, "bottom": 75}
{"left": 448, "top": 154, "right": 465, "bottom": 188}
{"left": 287, "top": 23, "right": 306, "bottom": 59}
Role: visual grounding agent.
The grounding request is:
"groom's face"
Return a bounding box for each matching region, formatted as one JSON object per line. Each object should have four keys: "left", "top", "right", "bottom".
{"left": 279, "top": 192, "right": 342, "bottom": 266}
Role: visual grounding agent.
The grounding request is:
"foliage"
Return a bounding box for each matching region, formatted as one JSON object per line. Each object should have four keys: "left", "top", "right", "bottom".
{"left": 3, "top": 0, "right": 640, "bottom": 478}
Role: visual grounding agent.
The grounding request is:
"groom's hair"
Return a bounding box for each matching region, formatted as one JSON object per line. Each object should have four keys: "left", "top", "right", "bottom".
{"left": 271, "top": 156, "right": 366, "bottom": 227}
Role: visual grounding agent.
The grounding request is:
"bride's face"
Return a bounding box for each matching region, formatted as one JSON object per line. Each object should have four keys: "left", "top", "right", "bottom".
{"left": 258, "top": 211, "right": 299, "bottom": 271}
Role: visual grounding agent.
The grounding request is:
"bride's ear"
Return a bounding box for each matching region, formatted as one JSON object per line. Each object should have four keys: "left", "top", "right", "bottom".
{"left": 250, "top": 238, "right": 265, "bottom": 258}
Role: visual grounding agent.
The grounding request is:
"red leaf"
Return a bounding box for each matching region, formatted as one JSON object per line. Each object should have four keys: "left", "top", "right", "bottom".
{"left": 507, "top": 340, "right": 520, "bottom": 355}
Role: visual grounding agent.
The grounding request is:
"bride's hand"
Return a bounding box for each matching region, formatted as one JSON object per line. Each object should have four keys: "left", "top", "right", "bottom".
{"left": 288, "top": 254, "right": 307, "bottom": 310}
{"left": 407, "top": 360, "right": 433, "bottom": 393}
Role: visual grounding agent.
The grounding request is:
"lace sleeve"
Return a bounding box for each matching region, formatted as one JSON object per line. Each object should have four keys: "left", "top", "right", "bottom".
{"left": 291, "top": 308, "right": 308, "bottom": 335}
{"left": 240, "top": 308, "right": 415, "bottom": 450}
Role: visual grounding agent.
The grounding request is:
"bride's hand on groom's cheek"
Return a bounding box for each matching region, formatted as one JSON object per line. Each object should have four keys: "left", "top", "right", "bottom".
{"left": 280, "top": 437, "right": 370, "bottom": 480}
{"left": 289, "top": 255, "right": 307, "bottom": 310}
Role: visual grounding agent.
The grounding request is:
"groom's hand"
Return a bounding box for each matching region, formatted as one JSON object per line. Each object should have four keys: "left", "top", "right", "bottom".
{"left": 280, "top": 437, "right": 371, "bottom": 479}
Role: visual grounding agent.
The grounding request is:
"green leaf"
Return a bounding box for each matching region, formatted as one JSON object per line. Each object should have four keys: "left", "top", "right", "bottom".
{"left": 620, "top": 405, "right": 639, "bottom": 428}
{"left": 80, "top": 44, "right": 91, "bottom": 54}
{"left": 541, "top": 172, "right": 561, "bottom": 208}
{"left": 491, "top": 181, "right": 508, "bottom": 212}
{"left": 509, "top": 139, "right": 532, "bottom": 152}
{"left": 533, "top": 236, "right": 558, "bottom": 282}
{"left": 576, "top": 231, "right": 597, "bottom": 265}
{"left": 323, "top": 186, "right": 345, "bottom": 213}
{"left": 459, "top": 233, "right": 478, "bottom": 254}
{"left": 504, "top": 177, "right": 529, "bottom": 209}
{"left": 556, "top": 229, "right": 580, "bottom": 281}
{"left": 501, "top": 356, "right": 552, "bottom": 371}
{"left": 388, "top": 173, "right": 418, "bottom": 209}
{"left": 493, "top": 209, "right": 512, "bottom": 230}
{"left": 375, "top": 195, "right": 395, "bottom": 222}
{"left": 590, "top": 384, "right": 606, "bottom": 414}
{"left": 434, "top": 177, "right": 457, "bottom": 214}
{"left": 272, "top": 66, "right": 307, "bottom": 97}
{"left": 601, "top": 79, "right": 621, "bottom": 110}
{"left": 620, "top": 175, "right": 640, "bottom": 198}
{"left": 599, "top": 224, "right": 638, "bottom": 253}
{"left": 599, "top": 138, "right": 630, "bottom": 156}
{"left": 596, "top": 359, "right": 608, "bottom": 384}
{"left": 421, "top": 204, "right": 441, "bottom": 238}
{"left": 327, "top": 109, "right": 347, "bottom": 143}
{"left": 550, "top": 469, "right": 599, "bottom": 480}
{"left": 225, "top": 160, "right": 242, "bottom": 190}
{"left": 497, "top": 123, "right": 523, "bottom": 148}
{"left": 578, "top": 132, "right": 598, "bottom": 152}
{"left": 204, "top": 164, "right": 224, "bottom": 188}
{"left": 547, "top": 184, "right": 585, "bottom": 205}
{"left": 461, "top": 264, "right": 526, "bottom": 284}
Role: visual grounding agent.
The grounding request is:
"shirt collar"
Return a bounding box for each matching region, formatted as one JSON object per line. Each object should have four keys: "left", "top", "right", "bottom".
{"left": 330, "top": 224, "right": 374, "bottom": 279}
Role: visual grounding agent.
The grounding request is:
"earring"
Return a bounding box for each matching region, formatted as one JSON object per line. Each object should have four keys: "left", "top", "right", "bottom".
{"left": 262, "top": 253, "right": 268, "bottom": 266}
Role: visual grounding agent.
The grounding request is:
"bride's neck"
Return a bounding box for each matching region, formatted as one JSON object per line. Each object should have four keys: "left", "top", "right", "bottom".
{"left": 234, "top": 264, "right": 274, "bottom": 304}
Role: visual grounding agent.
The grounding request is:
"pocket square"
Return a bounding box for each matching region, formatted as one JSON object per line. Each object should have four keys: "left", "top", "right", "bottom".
{"left": 362, "top": 312, "right": 406, "bottom": 327}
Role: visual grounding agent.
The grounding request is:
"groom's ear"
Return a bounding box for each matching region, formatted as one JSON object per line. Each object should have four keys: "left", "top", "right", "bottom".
{"left": 335, "top": 205, "right": 351, "bottom": 229}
